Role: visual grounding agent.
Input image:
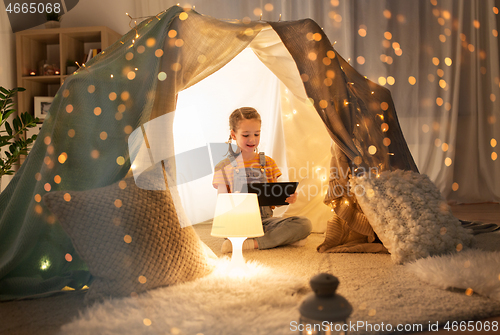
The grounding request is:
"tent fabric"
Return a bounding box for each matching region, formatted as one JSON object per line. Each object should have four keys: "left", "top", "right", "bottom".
{"left": 269, "top": 19, "right": 418, "bottom": 239}
{"left": 0, "top": 6, "right": 416, "bottom": 300}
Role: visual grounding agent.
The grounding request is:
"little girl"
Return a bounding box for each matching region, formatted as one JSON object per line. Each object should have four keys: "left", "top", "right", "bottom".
{"left": 213, "top": 107, "right": 312, "bottom": 253}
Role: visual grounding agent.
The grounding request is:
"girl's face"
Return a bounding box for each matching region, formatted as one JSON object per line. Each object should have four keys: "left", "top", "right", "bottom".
{"left": 231, "top": 118, "right": 261, "bottom": 156}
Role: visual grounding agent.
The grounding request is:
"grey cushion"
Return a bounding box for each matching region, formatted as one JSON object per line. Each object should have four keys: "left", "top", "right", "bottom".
{"left": 43, "top": 172, "right": 214, "bottom": 302}
{"left": 350, "top": 170, "right": 474, "bottom": 264}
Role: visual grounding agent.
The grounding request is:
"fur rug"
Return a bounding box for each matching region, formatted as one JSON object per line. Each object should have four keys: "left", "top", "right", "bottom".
{"left": 60, "top": 259, "right": 310, "bottom": 335}
{"left": 406, "top": 249, "right": 500, "bottom": 301}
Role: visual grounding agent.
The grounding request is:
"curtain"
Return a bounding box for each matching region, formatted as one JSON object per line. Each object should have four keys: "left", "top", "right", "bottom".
{"left": 135, "top": 0, "right": 500, "bottom": 204}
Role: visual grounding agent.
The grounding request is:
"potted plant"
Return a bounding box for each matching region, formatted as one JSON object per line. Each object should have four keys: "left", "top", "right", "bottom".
{"left": 45, "top": 12, "right": 61, "bottom": 28}
{"left": 0, "top": 87, "right": 40, "bottom": 188}
{"left": 66, "top": 59, "right": 78, "bottom": 75}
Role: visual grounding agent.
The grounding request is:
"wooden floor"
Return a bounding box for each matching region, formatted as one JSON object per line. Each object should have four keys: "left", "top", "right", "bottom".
{"left": 450, "top": 203, "right": 500, "bottom": 225}
{"left": 415, "top": 203, "right": 500, "bottom": 335}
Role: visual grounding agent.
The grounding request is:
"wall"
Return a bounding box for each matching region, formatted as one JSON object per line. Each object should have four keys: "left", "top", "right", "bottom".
{"left": 59, "top": 0, "right": 135, "bottom": 34}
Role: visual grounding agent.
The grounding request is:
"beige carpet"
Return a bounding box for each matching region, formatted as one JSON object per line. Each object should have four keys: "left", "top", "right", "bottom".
{"left": 1, "top": 205, "right": 500, "bottom": 334}
{"left": 198, "top": 225, "right": 500, "bottom": 333}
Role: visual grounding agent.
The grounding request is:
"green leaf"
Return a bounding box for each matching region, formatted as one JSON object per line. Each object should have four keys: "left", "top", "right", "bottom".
{"left": 0, "top": 87, "right": 9, "bottom": 95}
{"left": 24, "top": 112, "right": 33, "bottom": 123}
{"left": 13, "top": 118, "right": 20, "bottom": 132}
{"left": 5, "top": 122, "right": 12, "bottom": 136}
{"left": 3, "top": 110, "right": 15, "bottom": 120}
{"left": 20, "top": 112, "right": 26, "bottom": 125}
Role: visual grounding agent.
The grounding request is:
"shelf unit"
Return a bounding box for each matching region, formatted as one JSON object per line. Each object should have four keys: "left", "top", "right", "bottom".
{"left": 16, "top": 26, "right": 122, "bottom": 117}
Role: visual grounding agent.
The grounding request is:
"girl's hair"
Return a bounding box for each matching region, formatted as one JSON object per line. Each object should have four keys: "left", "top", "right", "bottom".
{"left": 227, "top": 107, "right": 261, "bottom": 157}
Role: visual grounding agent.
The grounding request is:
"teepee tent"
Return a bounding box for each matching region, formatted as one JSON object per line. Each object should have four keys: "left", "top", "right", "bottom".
{"left": 0, "top": 6, "right": 417, "bottom": 300}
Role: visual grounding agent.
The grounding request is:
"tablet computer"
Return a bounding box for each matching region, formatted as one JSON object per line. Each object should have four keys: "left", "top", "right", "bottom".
{"left": 246, "top": 182, "right": 299, "bottom": 206}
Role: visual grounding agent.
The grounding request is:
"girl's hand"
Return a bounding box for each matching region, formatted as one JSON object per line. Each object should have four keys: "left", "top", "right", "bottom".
{"left": 285, "top": 192, "right": 298, "bottom": 204}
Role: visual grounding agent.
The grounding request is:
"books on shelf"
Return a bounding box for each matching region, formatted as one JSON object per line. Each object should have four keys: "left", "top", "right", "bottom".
{"left": 83, "top": 49, "right": 101, "bottom": 64}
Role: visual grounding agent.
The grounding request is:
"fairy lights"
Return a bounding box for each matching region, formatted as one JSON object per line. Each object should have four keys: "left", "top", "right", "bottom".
{"left": 40, "top": 258, "right": 51, "bottom": 270}
{"left": 119, "top": 180, "right": 127, "bottom": 189}
{"left": 158, "top": 72, "right": 167, "bottom": 81}
{"left": 14, "top": 4, "right": 497, "bottom": 283}
{"left": 358, "top": 25, "right": 367, "bottom": 37}
{"left": 117, "top": 156, "right": 126, "bottom": 165}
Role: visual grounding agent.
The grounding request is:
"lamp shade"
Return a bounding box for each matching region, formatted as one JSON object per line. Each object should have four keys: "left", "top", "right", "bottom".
{"left": 211, "top": 193, "right": 264, "bottom": 238}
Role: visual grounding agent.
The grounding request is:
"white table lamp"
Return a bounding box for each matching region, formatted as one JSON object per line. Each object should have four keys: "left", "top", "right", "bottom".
{"left": 211, "top": 193, "right": 264, "bottom": 272}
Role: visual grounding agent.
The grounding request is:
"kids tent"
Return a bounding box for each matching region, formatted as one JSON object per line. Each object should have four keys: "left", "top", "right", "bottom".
{"left": 0, "top": 6, "right": 418, "bottom": 300}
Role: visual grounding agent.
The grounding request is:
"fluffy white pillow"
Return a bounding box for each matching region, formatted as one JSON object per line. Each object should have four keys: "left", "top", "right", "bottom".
{"left": 350, "top": 170, "right": 474, "bottom": 264}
